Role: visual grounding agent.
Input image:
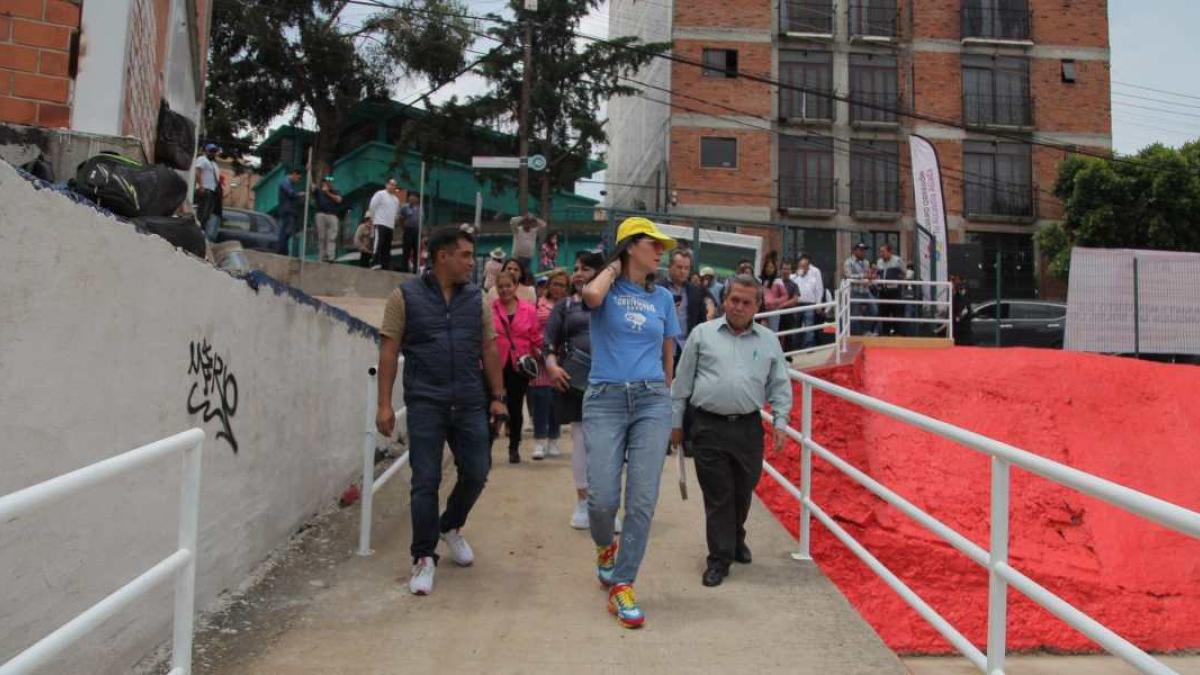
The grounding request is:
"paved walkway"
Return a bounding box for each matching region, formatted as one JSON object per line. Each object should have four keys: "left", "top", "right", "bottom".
{"left": 198, "top": 433, "right": 904, "bottom": 674}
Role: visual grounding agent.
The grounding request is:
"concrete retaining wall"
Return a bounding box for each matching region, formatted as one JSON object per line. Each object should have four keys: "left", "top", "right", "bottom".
{"left": 0, "top": 161, "right": 379, "bottom": 674}
{"left": 242, "top": 250, "right": 411, "bottom": 299}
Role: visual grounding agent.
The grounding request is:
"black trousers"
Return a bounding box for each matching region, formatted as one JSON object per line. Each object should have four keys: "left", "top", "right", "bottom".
{"left": 372, "top": 226, "right": 394, "bottom": 270}
{"left": 499, "top": 361, "right": 529, "bottom": 454}
{"left": 690, "top": 409, "right": 764, "bottom": 568}
{"left": 403, "top": 227, "right": 419, "bottom": 273}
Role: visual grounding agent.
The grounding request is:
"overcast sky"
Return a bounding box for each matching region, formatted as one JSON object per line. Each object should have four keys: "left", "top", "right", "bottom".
{"left": 352, "top": 0, "right": 1200, "bottom": 199}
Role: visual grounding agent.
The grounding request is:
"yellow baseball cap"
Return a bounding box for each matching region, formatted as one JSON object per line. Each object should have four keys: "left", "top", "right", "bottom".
{"left": 615, "top": 217, "right": 676, "bottom": 248}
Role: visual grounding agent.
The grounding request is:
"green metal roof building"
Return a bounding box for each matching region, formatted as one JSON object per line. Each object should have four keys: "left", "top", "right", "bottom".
{"left": 252, "top": 99, "right": 600, "bottom": 257}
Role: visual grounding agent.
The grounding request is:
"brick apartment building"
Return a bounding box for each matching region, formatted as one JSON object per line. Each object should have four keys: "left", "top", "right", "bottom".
{"left": 0, "top": 0, "right": 211, "bottom": 178}
{"left": 606, "top": 0, "right": 1111, "bottom": 298}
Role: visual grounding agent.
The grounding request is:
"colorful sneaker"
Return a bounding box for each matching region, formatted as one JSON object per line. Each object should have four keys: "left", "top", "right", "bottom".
{"left": 607, "top": 583, "right": 645, "bottom": 629}
{"left": 409, "top": 557, "right": 436, "bottom": 595}
{"left": 596, "top": 542, "right": 618, "bottom": 587}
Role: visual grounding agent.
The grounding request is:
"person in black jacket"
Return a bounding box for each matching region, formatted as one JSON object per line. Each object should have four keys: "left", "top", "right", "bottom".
{"left": 663, "top": 248, "right": 706, "bottom": 455}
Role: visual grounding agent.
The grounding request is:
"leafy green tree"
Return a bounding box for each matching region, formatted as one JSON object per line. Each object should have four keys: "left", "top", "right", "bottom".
{"left": 1039, "top": 141, "right": 1200, "bottom": 278}
{"left": 401, "top": 0, "right": 670, "bottom": 223}
{"left": 205, "top": 0, "right": 473, "bottom": 177}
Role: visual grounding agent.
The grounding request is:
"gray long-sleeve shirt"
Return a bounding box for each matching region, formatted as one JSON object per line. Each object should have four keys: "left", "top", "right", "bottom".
{"left": 671, "top": 317, "right": 794, "bottom": 429}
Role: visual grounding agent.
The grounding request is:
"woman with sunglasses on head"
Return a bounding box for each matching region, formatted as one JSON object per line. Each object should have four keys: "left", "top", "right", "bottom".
{"left": 544, "top": 252, "right": 606, "bottom": 528}
{"left": 579, "top": 217, "right": 681, "bottom": 629}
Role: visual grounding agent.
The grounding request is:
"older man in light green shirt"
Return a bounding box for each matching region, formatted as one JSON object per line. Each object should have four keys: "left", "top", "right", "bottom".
{"left": 671, "top": 275, "right": 793, "bottom": 587}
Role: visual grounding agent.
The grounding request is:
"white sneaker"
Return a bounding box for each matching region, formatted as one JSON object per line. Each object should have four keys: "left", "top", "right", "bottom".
{"left": 614, "top": 514, "right": 623, "bottom": 533}
{"left": 440, "top": 529, "right": 475, "bottom": 567}
{"left": 570, "top": 501, "right": 589, "bottom": 529}
{"left": 409, "top": 557, "right": 436, "bottom": 595}
{"left": 532, "top": 442, "right": 546, "bottom": 460}
{"left": 547, "top": 438, "right": 561, "bottom": 457}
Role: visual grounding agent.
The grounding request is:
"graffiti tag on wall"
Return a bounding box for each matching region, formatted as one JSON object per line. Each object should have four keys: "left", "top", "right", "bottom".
{"left": 187, "top": 339, "right": 239, "bottom": 453}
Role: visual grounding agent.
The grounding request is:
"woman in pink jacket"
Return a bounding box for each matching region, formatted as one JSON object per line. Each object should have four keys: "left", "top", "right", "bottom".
{"left": 493, "top": 271, "right": 543, "bottom": 463}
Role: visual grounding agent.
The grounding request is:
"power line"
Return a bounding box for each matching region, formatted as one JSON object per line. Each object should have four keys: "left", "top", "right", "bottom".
{"left": 345, "top": 0, "right": 1148, "bottom": 172}
{"left": 1112, "top": 80, "right": 1200, "bottom": 103}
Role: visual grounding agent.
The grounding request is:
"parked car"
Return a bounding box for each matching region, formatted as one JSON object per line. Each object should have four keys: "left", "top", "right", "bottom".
{"left": 214, "top": 207, "right": 284, "bottom": 253}
{"left": 965, "top": 300, "right": 1066, "bottom": 348}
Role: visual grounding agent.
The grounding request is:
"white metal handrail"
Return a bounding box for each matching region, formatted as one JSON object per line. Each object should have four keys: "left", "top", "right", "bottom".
{"left": 841, "top": 279, "right": 955, "bottom": 341}
{"left": 358, "top": 361, "right": 409, "bottom": 556}
{"left": 762, "top": 372, "right": 1200, "bottom": 675}
{"left": 0, "top": 429, "right": 205, "bottom": 675}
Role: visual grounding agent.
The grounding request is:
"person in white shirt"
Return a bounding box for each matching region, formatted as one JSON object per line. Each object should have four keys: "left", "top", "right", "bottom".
{"left": 792, "top": 255, "right": 825, "bottom": 348}
{"left": 367, "top": 178, "right": 401, "bottom": 270}
{"left": 508, "top": 214, "right": 546, "bottom": 271}
{"left": 192, "top": 144, "right": 221, "bottom": 239}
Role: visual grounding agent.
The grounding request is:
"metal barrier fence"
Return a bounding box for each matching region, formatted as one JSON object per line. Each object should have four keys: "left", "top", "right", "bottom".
{"left": 0, "top": 429, "right": 205, "bottom": 675}
{"left": 843, "top": 279, "right": 954, "bottom": 341}
{"left": 754, "top": 300, "right": 839, "bottom": 358}
{"left": 761, "top": 372, "right": 1200, "bottom": 675}
{"left": 358, "top": 360, "right": 409, "bottom": 556}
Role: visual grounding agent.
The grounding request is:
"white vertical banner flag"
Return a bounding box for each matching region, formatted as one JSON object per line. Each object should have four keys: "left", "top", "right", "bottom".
{"left": 909, "top": 135, "right": 948, "bottom": 285}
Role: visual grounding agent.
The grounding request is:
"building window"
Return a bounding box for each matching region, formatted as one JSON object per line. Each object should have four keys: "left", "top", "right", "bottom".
{"left": 780, "top": 50, "right": 834, "bottom": 121}
{"left": 963, "top": 55, "right": 1031, "bottom": 127}
{"left": 849, "top": 54, "right": 898, "bottom": 123}
{"left": 700, "top": 137, "right": 738, "bottom": 168}
{"left": 849, "top": 0, "right": 898, "bottom": 38}
{"left": 963, "top": 141, "right": 1033, "bottom": 218}
{"left": 850, "top": 140, "right": 900, "bottom": 213}
{"left": 1061, "top": 59, "right": 1077, "bottom": 83}
{"left": 962, "top": 0, "right": 1030, "bottom": 41}
{"left": 779, "top": 136, "right": 835, "bottom": 210}
{"left": 702, "top": 49, "right": 739, "bottom": 78}
{"left": 783, "top": 0, "right": 834, "bottom": 34}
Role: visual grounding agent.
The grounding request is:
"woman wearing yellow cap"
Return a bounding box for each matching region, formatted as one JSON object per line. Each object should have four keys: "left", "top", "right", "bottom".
{"left": 579, "top": 217, "right": 681, "bottom": 629}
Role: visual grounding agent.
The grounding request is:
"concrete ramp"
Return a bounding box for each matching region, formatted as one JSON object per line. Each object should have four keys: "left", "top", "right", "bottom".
{"left": 198, "top": 435, "right": 904, "bottom": 674}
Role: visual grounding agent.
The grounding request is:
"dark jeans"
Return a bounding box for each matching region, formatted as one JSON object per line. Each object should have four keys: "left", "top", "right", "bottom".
{"left": 528, "top": 385, "right": 560, "bottom": 439}
{"left": 277, "top": 211, "right": 297, "bottom": 255}
{"left": 194, "top": 190, "right": 217, "bottom": 233}
{"left": 690, "top": 409, "right": 764, "bottom": 568}
{"left": 878, "top": 289, "right": 902, "bottom": 336}
{"left": 403, "top": 227, "right": 419, "bottom": 273}
{"left": 373, "top": 226, "right": 394, "bottom": 270}
{"left": 407, "top": 400, "right": 491, "bottom": 562}
{"left": 500, "top": 362, "right": 529, "bottom": 453}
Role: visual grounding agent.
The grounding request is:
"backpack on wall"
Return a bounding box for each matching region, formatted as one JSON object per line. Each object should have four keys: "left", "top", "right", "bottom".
{"left": 70, "top": 152, "right": 187, "bottom": 218}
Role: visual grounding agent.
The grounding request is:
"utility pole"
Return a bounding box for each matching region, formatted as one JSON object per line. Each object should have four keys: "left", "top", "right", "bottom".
{"left": 518, "top": 0, "right": 536, "bottom": 216}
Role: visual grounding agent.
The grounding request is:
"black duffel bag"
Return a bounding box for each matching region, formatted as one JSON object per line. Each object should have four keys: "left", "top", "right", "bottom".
{"left": 131, "top": 216, "right": 206, "bottom": 259}
{"left": 71, "top": 152, "right": 188, "bottom": 218}
{"left": 155, "top": 99, "right": 196, "bottom": 170}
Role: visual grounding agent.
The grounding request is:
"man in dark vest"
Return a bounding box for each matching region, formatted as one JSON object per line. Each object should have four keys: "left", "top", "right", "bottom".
{"left": 377, "top": 227, "right": 507, "bottom": 596}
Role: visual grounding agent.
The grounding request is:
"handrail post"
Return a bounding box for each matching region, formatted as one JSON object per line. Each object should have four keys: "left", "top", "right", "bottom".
{"left": 358, "top": 366, "right": 379, "bottom": 557}
{"left": 172, "top": 435, "right": 204, "bottom": 675}
{"left": 986, "top": 456, "right": 1010, "bottom": 675}
{"left": 793, "top": 381, "right": 814, "bottom": 561}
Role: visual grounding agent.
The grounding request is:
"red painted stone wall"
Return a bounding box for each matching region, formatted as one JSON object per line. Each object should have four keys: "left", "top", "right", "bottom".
{"left": 758, "top": 348, "right": 1200, "bottom": 653}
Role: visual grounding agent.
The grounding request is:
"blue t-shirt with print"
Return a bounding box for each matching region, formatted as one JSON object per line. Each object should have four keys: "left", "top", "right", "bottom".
{"left": 589, "top": 278, "right": 682, "bottom": 384}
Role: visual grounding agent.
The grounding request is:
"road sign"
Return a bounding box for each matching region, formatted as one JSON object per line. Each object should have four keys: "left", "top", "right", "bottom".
{"left": 472, "top": 156, "right": 522, "bottom": 170}
{"left": 527, "top": 154, "right": 547, "bottom": 172}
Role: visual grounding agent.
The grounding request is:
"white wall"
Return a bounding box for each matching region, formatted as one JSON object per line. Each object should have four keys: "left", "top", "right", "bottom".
{"left": 0, "top": 161, "right": 378, "bottom": 674}
{"left": 73, "top": 0, "right": 134, "bottom": 136}
{"left": 605, "top": 0, "right": 673, "bottom": 210}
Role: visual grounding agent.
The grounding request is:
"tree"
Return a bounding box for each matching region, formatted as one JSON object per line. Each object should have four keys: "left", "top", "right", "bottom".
{"left": 402, "top": 0, "right": 670, "bottom": 224}
{"left": 1039, "top": 141, "right": 1200, "bottom": 278}
{"left": 204, "top": 0, "right": 473, "bottom": 178}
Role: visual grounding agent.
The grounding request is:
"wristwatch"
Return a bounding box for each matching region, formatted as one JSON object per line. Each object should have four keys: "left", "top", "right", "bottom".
{"left": 492, "top": 393, "right": 507, "bottom": 404}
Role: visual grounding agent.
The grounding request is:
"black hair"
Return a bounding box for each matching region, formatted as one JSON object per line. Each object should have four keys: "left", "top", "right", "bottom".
{"left": 607, "top": 234, "right": 656, "bottom": 291}
{"left": 426, "top": 227, "right": 474, "bottom": 266}
{"left": 798, "top": 253, "right": 811, "bottom": 262}
{"left": 501, "top": 257, "right": 532, "bottom": 286}
{"left": 287, "top": 167, "right": 302, "bottom": 175}
{"left": 575, "top": 250, "right": 605, "bottom": 271}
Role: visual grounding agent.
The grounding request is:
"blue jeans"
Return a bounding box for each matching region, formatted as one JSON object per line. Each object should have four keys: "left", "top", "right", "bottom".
{"left": 799, "top": 306, "right": 817, "bottom": 349}
{"left": 850, "top": 293, "right": 878, "bottom": 336}
{"left": 407, "top": 401, "right": 491, "bottom": 562}
{"left": 583, "top": 381, "right": 673, "bottom": 585}
{"left": 529, "top": 385, "right": 560, "bottom": 439}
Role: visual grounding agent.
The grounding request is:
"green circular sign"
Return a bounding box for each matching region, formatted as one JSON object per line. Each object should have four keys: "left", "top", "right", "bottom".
{"left": 528, "top": 154, "right": 547, "bottom": 172}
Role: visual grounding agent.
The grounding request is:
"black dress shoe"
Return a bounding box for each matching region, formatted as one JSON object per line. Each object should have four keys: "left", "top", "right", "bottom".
{"left": 508, "top": 450, "right": 520, "bottom": 464}
{"left": 702, "top": 564, "right": 728, "bottom": 587}
{"left": 734, "top": 544, "right": 752, "bottom": 564}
